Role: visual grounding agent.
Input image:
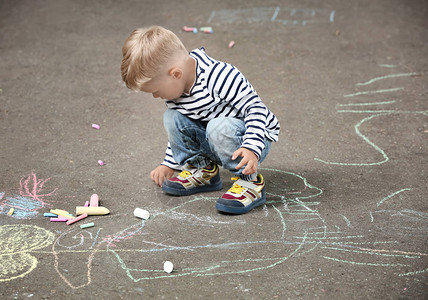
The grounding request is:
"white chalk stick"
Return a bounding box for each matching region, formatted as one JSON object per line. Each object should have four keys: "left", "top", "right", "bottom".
{"left": 164, "top": 261, "right": 173, "bottom": 273}
{"left": 134, "top": 208, "right": 150, "bottom": 220}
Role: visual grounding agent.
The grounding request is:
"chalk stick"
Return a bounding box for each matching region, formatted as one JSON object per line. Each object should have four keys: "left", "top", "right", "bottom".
{"left": 90, "top": 194, "right": 99, "bottom": 207}
{"left": 80, "top": 222, "right": 94, "bottom": 229}
{"left": 50, "top": 209, "right": 75, "bottom": 219}
{"left": 44, "top": 212, "right": 58, "bottom": 217}
{"left": 8, "top": 208, "right": 14, "bottom": 216}
{"left": 66, "top": 213, "right": 88, "bottom": 225}
{"left": 164, "top": 261, "right": 173, "bottom": 273}
{"left": 228, "top": 40, "right": 235, "bottom": 48}
{"left": 98, "top": 160, "right": 104, "bottom": 166}
{"left": 84, "top": 201, "right": 89, "bottom": 207}
{"left": 50, "top": 217, "right": 69, "bottom": 222}
{"left": 76, "top": 206, "right": 109, "bottom": 216}
{"left": 134, "top": 208, "right": 150, "bottom": 220}
{"left": 92, "top": 123, "right": 100, "bottom": 129}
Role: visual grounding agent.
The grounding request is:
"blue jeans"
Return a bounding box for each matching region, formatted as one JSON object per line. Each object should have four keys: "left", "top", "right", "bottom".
{"left": 163, "top": 108, "right": 271, "bottom": 180}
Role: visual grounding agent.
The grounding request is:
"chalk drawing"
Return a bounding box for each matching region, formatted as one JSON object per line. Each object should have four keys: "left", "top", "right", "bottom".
{"left": 207, "top": 7, "right": 335, "bottom": 26}
{"left": 377, "top": 188, "right": 412, "bottom": 207}
{"left": 0, "top": 224, "right": 55, "bottom": 282}
{"left": 0, "top": 172, "right": 56, "bottom": 219}
{"left": 355, "top": 73, "right": 418, "bottom": 86}
{"left": 1, "top": 169, "right": 426, "bottom": 287}
{"left": 315, "top": 67, "right": 428, "bottom": 166}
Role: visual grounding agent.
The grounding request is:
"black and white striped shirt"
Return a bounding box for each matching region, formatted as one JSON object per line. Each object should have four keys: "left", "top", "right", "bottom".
{"left": 162, "top": 48, "right": 280, "bottom": 169}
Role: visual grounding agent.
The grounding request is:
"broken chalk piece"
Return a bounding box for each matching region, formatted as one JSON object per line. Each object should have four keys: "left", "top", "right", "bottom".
{"left": 228, "top": 41, "right": 235, "bottom": 48}
{"left": 50, "top": 217, "right": 69, "bottom": 222}
{"left": 84, "top": 200, "right": 89, "bottom": 207}
{"left": 98, "top": 160, "right": 104, "bottom": 166}
{"left": 92, "top": 124, "right": 100, "bottom": 129}
{"left": 76, "top": 206, "right": 110, "bottom": 216}
{"left": 80, "top": 222, "right": 94, "bottom": 229}
{"left": 66, "top": 213, "right": 88, "bottom": 225}
{"left": 90, "top": 194, "right": 99, "bottom": 207}
{"left": 164, "top": 261, "right": 173, "bottom": 273}
{"left": 200, "top": 27, "right": 213, "bottom": 33}
{"left": 183, "top": 26, "right": 198, "bottom": 33}
{"left": 8, "top": 208, "right": 14, "bottom": 216}
{"left": 134, "top": 208, "right": 150, "bottom": 220}
{"left": 44, "top": 212, "right": 58, "bottom": 217}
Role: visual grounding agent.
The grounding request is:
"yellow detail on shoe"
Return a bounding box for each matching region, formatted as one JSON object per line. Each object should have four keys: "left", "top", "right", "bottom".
{"left": 228, "top": 182, "right": 245, "bottom": 194}
{"left": 179, "top": 170, "right": 192, "bottom": 178}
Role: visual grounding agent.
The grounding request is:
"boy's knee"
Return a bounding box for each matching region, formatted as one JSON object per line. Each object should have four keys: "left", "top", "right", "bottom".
{"left": 206, "top": 117, "right": 244, "bottom": 142}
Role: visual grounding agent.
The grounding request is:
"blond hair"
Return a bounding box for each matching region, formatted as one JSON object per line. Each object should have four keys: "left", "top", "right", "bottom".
{"left": 121, "top": 26, "right": 188, "bottom": 91}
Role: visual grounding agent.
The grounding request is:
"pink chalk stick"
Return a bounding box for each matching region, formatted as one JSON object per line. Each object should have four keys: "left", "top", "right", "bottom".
{"left": 66, "top": 213, "right": 88, "bottom": 225}
{"left": 84, "top": 200, "right": 89, "bottom": 207}
{"left": 90, "top": 194, "right": 99, "bottom": 207}
{"left": 92, "top": 124, "right": 100, "bottom": 129}
{"left": 50, "top": 217, "right": 69, "bottom": 222}
{"left": 98, "top": 160, "right": 104, "bottom": 166}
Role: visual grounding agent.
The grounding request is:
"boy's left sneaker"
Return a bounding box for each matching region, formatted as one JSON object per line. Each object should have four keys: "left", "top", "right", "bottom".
{"left": 216, "top": 174, "right": 266, "bottom": 214}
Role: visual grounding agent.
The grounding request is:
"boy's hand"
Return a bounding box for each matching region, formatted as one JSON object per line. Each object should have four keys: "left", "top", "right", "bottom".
{"left": 232, "top": 147, "right": 258, "bottom": 175}
{"left": 150, "top": 165, "right": 174, "bottom": 187}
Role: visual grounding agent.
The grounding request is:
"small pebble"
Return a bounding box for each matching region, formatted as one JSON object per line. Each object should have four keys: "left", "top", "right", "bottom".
{"left": 164, "top": 261, "right": 173, "bottom": 273}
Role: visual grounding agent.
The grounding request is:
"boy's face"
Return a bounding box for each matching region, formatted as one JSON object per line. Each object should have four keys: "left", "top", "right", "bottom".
{"left": 140, "top": 73, "right": 185, "bottom": 101}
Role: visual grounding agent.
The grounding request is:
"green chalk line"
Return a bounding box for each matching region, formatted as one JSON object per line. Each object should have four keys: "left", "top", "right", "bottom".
{"left": 322, "top": 256, "right": 410, "bottom": 267}
{"left": 344, "top": 87, "right": 404, "bottom": 98}
{"left": 356, "top": 73, "right": 418, "bottom": 86}
{"left": 377, "top": 188, "right": 412, "bottom": 207}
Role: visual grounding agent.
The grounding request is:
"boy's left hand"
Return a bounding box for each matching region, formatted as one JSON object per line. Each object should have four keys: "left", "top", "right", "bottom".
{"left": 232, "top": 147, "right": 258, "bottom": 175}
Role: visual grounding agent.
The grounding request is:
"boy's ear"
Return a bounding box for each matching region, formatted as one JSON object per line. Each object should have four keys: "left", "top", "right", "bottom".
{"left": 168, "top": 67, "right": 182, "bottom": 79}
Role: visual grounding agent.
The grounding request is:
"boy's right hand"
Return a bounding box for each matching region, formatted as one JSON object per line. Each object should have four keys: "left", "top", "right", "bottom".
{"left": 150, "top": 165, "right": 175, "bottom": 187}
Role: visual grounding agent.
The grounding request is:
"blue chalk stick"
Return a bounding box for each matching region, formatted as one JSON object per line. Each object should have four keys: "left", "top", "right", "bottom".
{"left": 44, "top": 212, "right": 58, "bottom": 217}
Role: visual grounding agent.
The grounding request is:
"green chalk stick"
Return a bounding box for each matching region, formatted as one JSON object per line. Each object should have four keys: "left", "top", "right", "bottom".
{"left": 80, "top": 222, "right": 95, "bottom": 229}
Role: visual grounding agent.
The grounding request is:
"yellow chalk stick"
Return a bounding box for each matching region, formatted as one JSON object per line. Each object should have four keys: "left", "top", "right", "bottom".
{"left": 50, "top": 209, "right": 74, "bottom": 219}
{"left": 76, "top": 206, "right": 110, "bottom": 216}
{"left": 8, "top": 208, "right": 14, "bottom": 215}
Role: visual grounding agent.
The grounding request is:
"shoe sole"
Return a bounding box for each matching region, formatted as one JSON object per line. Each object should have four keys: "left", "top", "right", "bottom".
{"left": 215, "top": 194, "right": 266, "bottom": 215}
{"left": 162, "top": 181, "right": 223, "bottom": 196}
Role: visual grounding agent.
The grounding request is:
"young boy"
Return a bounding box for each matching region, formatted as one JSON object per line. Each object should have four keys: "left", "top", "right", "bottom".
{"left": 121, "top": 26, "right": 280, "bottom": 214}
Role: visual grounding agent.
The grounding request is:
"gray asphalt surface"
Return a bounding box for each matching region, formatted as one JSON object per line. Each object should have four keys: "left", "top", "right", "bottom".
{"left": 0, "top": 0, "right": 427, "bottom": 299}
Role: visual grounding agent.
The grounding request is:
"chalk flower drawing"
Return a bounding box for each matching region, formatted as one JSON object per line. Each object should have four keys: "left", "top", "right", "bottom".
{"left": 0, "top": 172, "right": 57, "bottom": 219}
{"left": 0, "top": 224, "right": 55, "bottom": 282}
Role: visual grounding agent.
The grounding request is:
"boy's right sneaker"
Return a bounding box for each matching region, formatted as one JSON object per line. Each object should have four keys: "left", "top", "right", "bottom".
{"left": 162, "top": 164, "right": 222, "bottom": 196}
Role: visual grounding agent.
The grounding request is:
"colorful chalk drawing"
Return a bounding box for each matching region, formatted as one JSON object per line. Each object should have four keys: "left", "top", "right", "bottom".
{"left": 0, "top": 172, "right": 56, "bottom": 219}
{"left": 38, "top": 169, "right": 425, "bottom": 288}
{"left": 314, "top": 70, "right": 427, "bottom": 166}
{"left": 0, "top": 165, "right": 426, "bottom": 288}
{"left": 0, "top": 224, "right": 55, "bottom": 282}
{"left": 207, "top": 7, "right": 335, "bottom": 26}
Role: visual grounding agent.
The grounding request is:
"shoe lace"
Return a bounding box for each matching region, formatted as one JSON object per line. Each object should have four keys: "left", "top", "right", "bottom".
{"left": 229, "top": 177, "right": 245, "bottom": 194}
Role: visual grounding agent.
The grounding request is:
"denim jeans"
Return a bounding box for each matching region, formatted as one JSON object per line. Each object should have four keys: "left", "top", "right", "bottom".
{"left": 163, "top": 108, "right": 271, "bottom": 180}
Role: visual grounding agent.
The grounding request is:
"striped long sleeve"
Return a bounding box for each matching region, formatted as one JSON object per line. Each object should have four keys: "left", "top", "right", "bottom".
{"left": 161, "top": 48, "right": 280, "bottom": 167}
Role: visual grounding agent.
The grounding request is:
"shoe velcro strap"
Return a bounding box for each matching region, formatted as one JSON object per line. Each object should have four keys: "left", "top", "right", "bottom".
{"left": 234, "top": 179, "right": 257, "bottom": 190}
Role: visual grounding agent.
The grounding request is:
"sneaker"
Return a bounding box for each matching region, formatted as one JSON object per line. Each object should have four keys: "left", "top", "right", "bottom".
{"left": 216, "top": 174, "right": 266, "bottom": 214}
{"left": 162, "top": 164, "right": 222, "bottom": 196}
